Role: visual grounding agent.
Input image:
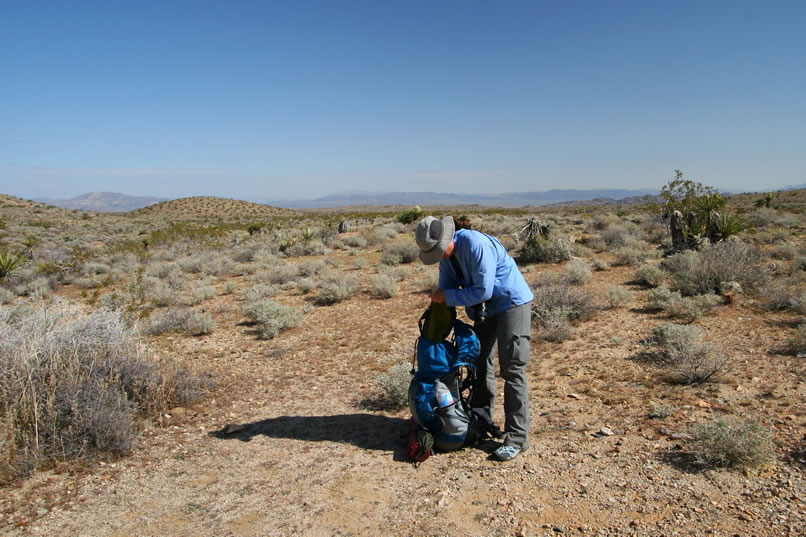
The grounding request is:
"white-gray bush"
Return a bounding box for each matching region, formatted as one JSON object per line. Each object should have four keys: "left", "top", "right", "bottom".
{"left": 376, "top": 362, "right": 412, "bottom": 408}
{"left": 245, "top": 298, "right": 303, "bottom": 339}
{"left": 647, "top": 323, "right": 732, "bottom": 384}
{"left": 0, "top": 305, "right": 208, "bottom": 480}
{"left": 370, "top": 273, "right": 399, "bottom": 299}
{"left": 315, "top": 271, "right": 359, "bottom": 305}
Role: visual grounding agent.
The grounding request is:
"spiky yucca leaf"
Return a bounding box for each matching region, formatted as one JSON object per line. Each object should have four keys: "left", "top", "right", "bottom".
{"left": 0, "top": 251, "right": 28, "bottom": 281}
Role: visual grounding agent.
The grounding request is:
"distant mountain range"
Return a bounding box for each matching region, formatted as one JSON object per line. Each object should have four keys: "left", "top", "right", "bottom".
{"left": 35, "top": 192, "right": 169, "bottom": 212}
{"left": 263, "top": 188, "right": 659, "bottom": 209}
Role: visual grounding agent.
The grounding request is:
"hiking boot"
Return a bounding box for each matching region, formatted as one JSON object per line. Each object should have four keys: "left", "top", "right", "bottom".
{"left": 491, "top": 444, "right": 526, "bottom": 461}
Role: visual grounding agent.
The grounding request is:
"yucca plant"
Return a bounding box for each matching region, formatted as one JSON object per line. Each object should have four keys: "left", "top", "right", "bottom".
{"left": 707, "top": 213, "right": 750, "bottom": 242}
{"left": 0, "top": 251, "right": 28, "bottom": 281}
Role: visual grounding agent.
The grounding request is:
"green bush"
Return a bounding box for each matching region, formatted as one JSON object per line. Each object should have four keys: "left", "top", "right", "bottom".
{"left": 689, "top": 416, "right": 773, "bottom": 469}
{"left": 376, "top": 362, "right": 412, "bottom": 408}
{"left": 397, "top": 206, "right": 424, "bottom": 225}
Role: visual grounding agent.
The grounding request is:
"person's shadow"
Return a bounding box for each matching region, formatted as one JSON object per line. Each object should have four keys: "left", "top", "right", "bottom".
{"left": 209, "top": 414, "right": 411, "bottom": 462}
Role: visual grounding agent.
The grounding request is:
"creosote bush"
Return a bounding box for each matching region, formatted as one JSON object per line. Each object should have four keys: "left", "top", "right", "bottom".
{"left": 520, "top": 236, "right": 574, "bottom": 264}
{"left": 0, "top": 304, "right": 209, "bottom": 482}
{"left": 689, "top": 416, "right": 773, "bottom": 469}
{"left": 376, "top": 362, "right": 412, "bottom": 408}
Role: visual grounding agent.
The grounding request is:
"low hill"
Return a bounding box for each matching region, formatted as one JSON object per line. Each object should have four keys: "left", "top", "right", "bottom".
{"left": 129, "top": 196, "right": 300, "bottom": 221}
{"left": 34, "top": 192, "right": 168, "bottom": 212}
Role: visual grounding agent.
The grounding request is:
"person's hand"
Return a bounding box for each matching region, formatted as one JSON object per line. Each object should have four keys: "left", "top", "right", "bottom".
{"left": 429, "top": 289, "right": 446, "bottom": 303}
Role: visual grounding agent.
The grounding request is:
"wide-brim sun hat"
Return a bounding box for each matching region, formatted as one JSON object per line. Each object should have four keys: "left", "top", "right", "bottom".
{"left": 416, "top": 216, "right": 455, "bottom": 265}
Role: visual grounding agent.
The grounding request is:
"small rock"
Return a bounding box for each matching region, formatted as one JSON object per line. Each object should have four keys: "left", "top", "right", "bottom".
{"left": 658, "top": 427, "right": 669, "bottom": 436}
{"left": 553, "top": 526, "right": 565, "bottom": 533}
{"left": 436, "top": 492, "right": 448, "bottom": 507}
{"left": 36, "top": 508, "right": 48, "bottom": 516}
{"left": 568, "top": 393, "right": 581, "bottom": 400}
{"left": 599, "top": 427, "right": 615, "bottom": 437}
{"left": 670, "top": 433, "right": 689, "bottom": 441}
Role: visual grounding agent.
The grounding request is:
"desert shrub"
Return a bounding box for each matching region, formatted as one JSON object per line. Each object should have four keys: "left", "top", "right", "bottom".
{"left": 416, "top": 271, "right": 440, "bottom": 293}
{"left": 315, "top": 271, "right": 359, "bottom": 305}
{"left": 26, "top": 277, "right": 53, "bottom": 298}
{"left": 570, "top": 243, "right": 594, "bottom": 258}
{"left": 222, "top": 281, "right": 237, "bottom": 295}
{"left": 365, "top": 225, "right": 401, "bottom": 245}
{"left": 202, "top": 257, "right": 237, "bottom": 276}
{"left": 601, "top": 223, "right": 642, "bottom": 247}
{"left": 147, "top": 281, "right": 179, "bottom": 307}
{"left": 343, "top": 235, "right": 368, "bottom": 248}
{"left": 532, "top": 282, "right": 597, "bottom": 341}
{"left": 0, "top": 287, "right": 14, "bottom": 305}
{"left": 244, "top": 283, "right": 280, "bottom": 303}
{"left": 772, "top": 242, "right": 798, "bottom": 260}
{"left": 647, "top": 323, "right": 732, "bottom": 384}
{"left": 177, "top": 255, "right": 204, "bottom": 274}
{"left": 562, "top": 259, "right": 592, "bottom": 285}
{"left": 378, "top": 265, "right": 412, "bottom": 282}
{"left": 747, "top": 207, "right": 788, "bottom": 228}
{"left": 145, "top": 262, "right": 179, "bottom": 280}
{"left": 97, "top": 291, "right": 130, "bottom": 310}
{"left": 661, "top": 241, "right": 766, "bottom": 296}
{"left": 143, "top": 309, "right": 215, "bottom": 336}
{"left": 787, "top": 323, "right": 806, "bottom": 356}
{"left": 298, "top": 259, "right": 327, "bottom": 277}
{"left": 284, "top": 241, "right": 330, "bottom": 257}
{"left": 612, "top": 240, "right": 655, "bottom": 266}
{"left": 185, "top": 285, "right": 216, "bottom": 306}
{"left": 0, "top": 306, "right": 208, "bottom": 481}
{"left": 256, "top": 263, "right": 299, "bottom": 287}
{"left": 520, "top": 237, "right": 573, "bottom": 264}
{"left": 295, "top": 277, "right": 316, "bottom": 294}
{"left": 370, "top": 273, "right": 399, "bottom": 299}
{"left": 244, "top": 299, "right": 303, "bottom": 339}
{"left": 606, "top": 286, "right": 632, "bottom": 309}
{"left": 792, "top": 256, "right": 806, "bottom": 274}
{"left": 82, "top": 261, "right": 112, "bottom": 276}
{"left": 381, "top": 241, "right": 420, "bottom": 265}
{"left": 397, "top": 206, "right": 424, "bottom": 224}
{"left": 761, "top": 277, "right": 806, "bottom": 314}
{"left": 591, "top": 257, "right": 610, "bottom": 271}
{"left": 376, "top": 362, "right": 412, "bottom": 408}
{"left": 635, "top": 263, "right": 666, "bottom": 288}
{"left": 647, "top": 286, "right": 721, "bottom": 321}
{"left": 689, "top": 416, "right": 773, "bottom": 469}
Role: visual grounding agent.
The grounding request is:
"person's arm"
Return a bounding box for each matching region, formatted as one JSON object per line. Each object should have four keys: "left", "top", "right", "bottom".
{"left": 444, "top": 238, "right": 495, "bottom": 307}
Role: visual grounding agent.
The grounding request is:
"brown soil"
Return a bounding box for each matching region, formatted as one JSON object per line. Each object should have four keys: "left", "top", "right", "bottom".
{"left": 1, "top": 262, "right": 804, "bottom": 537}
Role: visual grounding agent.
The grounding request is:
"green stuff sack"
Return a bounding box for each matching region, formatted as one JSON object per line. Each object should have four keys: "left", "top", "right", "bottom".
{"left": 421, "top": 301, "right": 456, "bottom": 342}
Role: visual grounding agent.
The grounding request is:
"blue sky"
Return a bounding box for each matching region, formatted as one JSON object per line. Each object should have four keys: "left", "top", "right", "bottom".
{"left": 1, "top": 0, "right": 804, "bottom": 201}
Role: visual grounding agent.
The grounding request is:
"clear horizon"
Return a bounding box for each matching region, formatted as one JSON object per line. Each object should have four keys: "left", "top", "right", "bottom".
{"left": 2, "top": 1, "right": 804, "bottom": 200}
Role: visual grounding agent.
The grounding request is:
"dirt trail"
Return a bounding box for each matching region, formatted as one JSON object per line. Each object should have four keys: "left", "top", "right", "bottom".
{"left": 2, "top": 265, "right": 805, "bottom": 537}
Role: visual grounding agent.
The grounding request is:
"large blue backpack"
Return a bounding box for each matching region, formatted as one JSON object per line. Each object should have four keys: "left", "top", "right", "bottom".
{"left": 408, "top": 303, "right": 495, "bottom": 452}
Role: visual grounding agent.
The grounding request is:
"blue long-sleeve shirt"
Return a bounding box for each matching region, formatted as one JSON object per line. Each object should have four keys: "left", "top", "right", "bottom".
{"left": 439, "top": 229, "right": 534, "bottom": 320}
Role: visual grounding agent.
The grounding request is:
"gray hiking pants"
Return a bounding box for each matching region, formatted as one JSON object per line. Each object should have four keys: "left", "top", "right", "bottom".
{"left": 471, "top": 301, "right": 532, "bottom": 450}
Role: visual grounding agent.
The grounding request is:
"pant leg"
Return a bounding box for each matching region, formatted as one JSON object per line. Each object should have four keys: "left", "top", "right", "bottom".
{"left": 496, "top": 302, "right": 532, "bottom": 449}
{"left": 470, "top": 315, "right": 498, "bottom": 420}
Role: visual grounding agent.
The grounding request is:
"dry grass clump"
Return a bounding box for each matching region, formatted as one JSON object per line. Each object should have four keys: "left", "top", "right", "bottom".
{"left": 376, "top": 362, "right": 412, "bottom": 408}
{"left": 689, "top": 416, "right": 773, "bottom": 469}
{"left": 645, "top": 323, "right": 732, "bottom": 384}
{"left": 0, "top": 304, "right": 209, "bottom": 482}
{"left": 244, "top": 298, "right": 303, "bottom": 339}
{"left": 315, "top": 271, "right": 359, "bottom": 305}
